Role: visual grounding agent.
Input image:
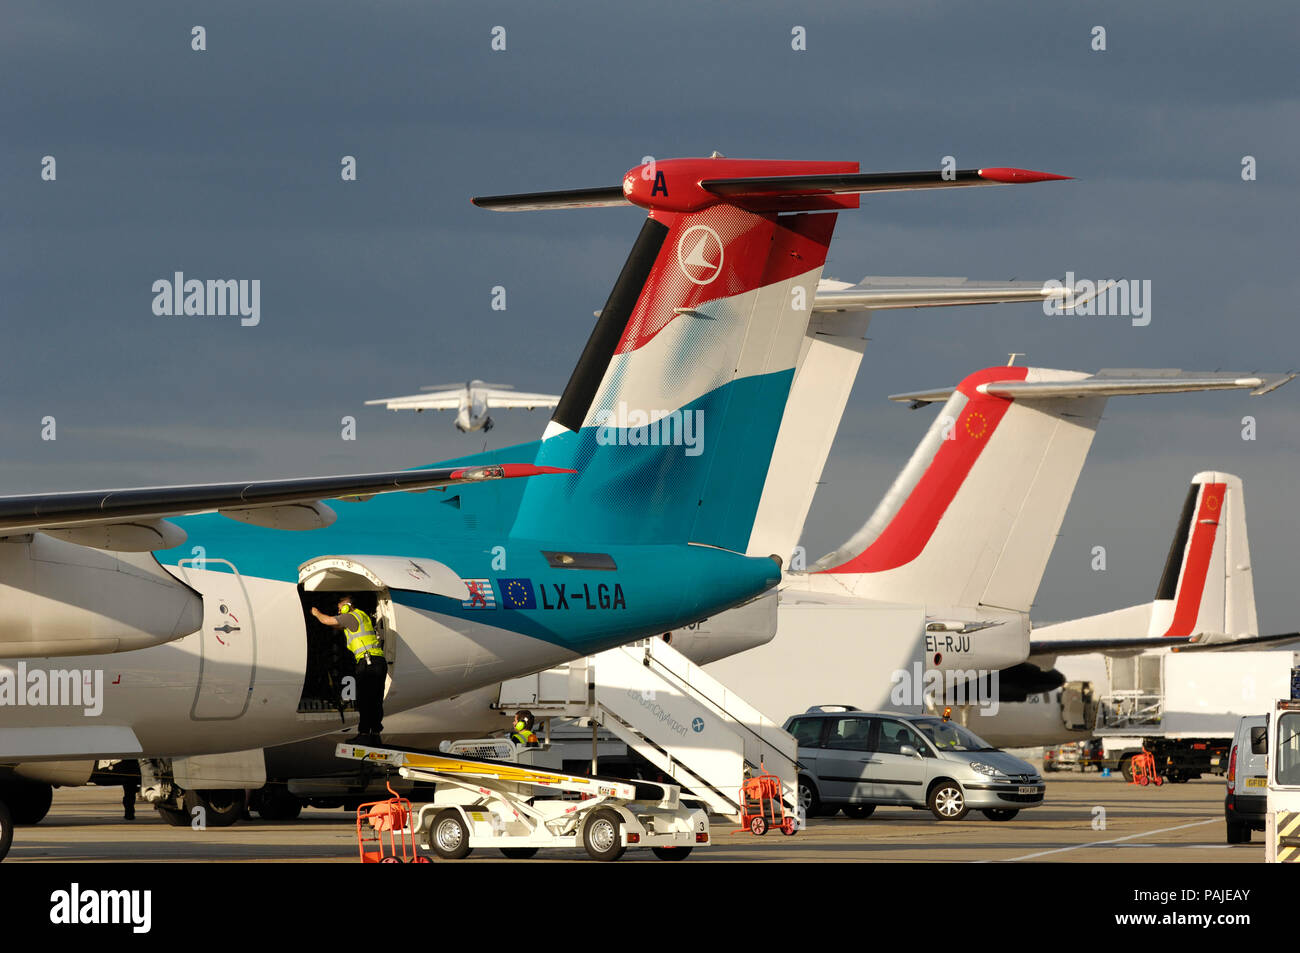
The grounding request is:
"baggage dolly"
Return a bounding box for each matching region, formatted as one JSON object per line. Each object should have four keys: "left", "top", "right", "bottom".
{"left": 337, "top": 742, "right": 710, "bottom": 861}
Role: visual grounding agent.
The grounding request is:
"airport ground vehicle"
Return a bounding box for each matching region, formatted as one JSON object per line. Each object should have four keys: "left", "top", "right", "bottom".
{"left": 336, "top": 742, "right": 709, "bottom": 862}
{"left": 1096, "top": 652, "right": 1296, "bottom": 783}
{"left": 1265, "top": 680, "right": 1300, "bottom": 862}
{"left": 1224, "top": 714, "right": 1268, "bottom": 843}
{"left": 786, "top": 707, "right": 1043, "bottom": 821}
{"left": 1043, "top": 739, "right": 1104, "bottom": 773}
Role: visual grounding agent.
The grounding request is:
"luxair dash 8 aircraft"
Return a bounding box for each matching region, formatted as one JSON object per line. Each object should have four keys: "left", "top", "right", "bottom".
{"left": 0, "top": 156, "right": 1068, "bottom": 851}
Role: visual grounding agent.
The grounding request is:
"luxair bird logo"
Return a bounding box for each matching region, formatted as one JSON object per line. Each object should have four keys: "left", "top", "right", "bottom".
{"left": 212, "top": 601, "right": 241, "bottom": 645}
{"left": 676, "top": 225, "right": 724, "bottom": 285}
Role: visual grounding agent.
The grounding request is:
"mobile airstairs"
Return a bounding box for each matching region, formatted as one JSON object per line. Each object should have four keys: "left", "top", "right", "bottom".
{"left": 493, "top": 638, "right": 801, "bottom": 824}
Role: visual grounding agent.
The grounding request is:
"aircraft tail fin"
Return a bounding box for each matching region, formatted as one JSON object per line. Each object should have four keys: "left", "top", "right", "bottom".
{"left": 476, "top": 158, "right": 1068, "bottom": 552}
{"left": 810, "top": 368, "right": 1283, "bottom": 613}
{"left": 1148, "top": 472, "right": 1257, "bottom": 640}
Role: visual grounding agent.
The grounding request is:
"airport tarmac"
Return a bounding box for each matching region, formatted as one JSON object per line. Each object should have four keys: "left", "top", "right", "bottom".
{"left": 5, "top": 772, "right": 1262, "bottom": 863}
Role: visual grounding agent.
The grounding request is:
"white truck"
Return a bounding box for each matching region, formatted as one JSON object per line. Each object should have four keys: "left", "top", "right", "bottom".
{"left": 1265, "top": 681, "right": 1300, "bottom": 862}
{"left": 1095, "top": 651, "right": 1297, "bottom": 782}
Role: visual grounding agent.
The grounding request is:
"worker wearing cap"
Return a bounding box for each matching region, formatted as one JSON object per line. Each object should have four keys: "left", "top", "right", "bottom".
{"left": 312, "top": 595, "right": 386, "bottom": 745}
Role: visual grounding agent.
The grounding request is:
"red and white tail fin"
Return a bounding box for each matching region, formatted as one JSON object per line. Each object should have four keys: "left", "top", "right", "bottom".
{"left": 806, "top": 368, "right": 1289, "bottom": 613}
{"left": 810, "top": 366, "right": 1100, "bottom": 611}
{"left": 1147, "top": 472, "right": 1256, "bottom": 640}
{"left": 476, "top": 158, "right": 1069, "bottom": 553}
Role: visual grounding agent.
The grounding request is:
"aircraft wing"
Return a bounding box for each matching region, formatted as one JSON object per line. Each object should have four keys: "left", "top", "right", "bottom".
{"left": 813, "top": 276, "right": 1102, "bottom": 313}
{"left": 365, "top": 389, "right": 462, "bottom": 411}
{"left": 891, "top": 369, "right": 1296, "bottom": 406}
{"left": 484, "top": 390, "right": 560, "bottom": 410}
{"left": 0, "top": 463, "right": 570, "bottom": 542}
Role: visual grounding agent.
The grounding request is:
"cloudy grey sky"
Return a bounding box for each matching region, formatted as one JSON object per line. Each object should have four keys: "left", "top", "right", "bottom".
{"left": 3, "top": 1, "right": 1298, "bottom": 631}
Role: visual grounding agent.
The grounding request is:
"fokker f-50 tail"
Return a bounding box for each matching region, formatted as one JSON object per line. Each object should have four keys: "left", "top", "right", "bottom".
{"left": 802, "top": 368, "right": 1292, "bottom": 623}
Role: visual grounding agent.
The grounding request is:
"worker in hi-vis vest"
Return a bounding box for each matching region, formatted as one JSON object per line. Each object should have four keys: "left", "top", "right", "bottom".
{"left": 312, "top": 595, "right": 386, "bottom": 745}
{"left": 510, "top": 710, "right": 539, "bottom": 747}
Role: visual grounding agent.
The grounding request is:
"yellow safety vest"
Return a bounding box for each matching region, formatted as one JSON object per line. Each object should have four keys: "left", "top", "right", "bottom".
{"left": 342, "top": 607, "right": 383, "bottom": 661}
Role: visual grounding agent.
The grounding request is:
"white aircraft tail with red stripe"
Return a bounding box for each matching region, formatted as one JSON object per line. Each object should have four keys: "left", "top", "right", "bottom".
{"left": 803, "top": 368, "right": 1288, "bottom": 615}
{"left": 1146, "top": 471, "right": 1256, "bottom": 640}
{"left": 809, "top": 366, "right": 1103, "bottom": 612}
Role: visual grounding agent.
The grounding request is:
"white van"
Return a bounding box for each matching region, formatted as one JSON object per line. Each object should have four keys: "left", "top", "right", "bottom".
{"left": 1225, "top": 713, "right": 1268, "bottom": 843}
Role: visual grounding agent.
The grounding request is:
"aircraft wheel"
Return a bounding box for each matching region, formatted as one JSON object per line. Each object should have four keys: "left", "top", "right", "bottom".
{"left": 0, "top": 781, "right": 53, "bottom": 825}
{"left": 183, "top": 789, "right": 245, "bottom": 828}
{"left": 0, "top": 800, "right": 13, "bottom": 860}
{"left": 254, "top": 787, "right": 303, "bottom": 821}
{"left": 155, "top": 804, "right": 191, "bottom": 827}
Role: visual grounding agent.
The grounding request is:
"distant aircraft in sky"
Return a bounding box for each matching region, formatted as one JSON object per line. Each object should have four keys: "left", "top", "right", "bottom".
{"left": 367, "top": 381, "right": 560, "bottom": 432}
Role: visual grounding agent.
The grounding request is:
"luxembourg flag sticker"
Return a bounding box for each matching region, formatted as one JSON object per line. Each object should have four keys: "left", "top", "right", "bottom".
{"left": 461, "top": 579, "right": 496, "bottom": 609}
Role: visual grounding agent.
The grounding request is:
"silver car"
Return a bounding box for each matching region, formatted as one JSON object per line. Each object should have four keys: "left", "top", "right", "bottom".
{"left": 785, "top": 707, "right": 1045, "bottom": 821}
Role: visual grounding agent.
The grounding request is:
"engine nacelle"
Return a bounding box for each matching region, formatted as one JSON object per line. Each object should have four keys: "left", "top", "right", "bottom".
{"left": 0, "top": 534, "right": 203, "bottom": 657}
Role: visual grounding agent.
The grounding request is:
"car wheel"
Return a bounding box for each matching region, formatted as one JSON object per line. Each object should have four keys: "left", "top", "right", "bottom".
{"left": 583, "top": 808, "right": 626, "bottom": 861}
{"left": 928, "top": 781, "right": 969, "bottom": 821}
{"left": 1119, "top": 756, "right": 1134, "bottom": 783}
{"left": 1226, "top": 821, "right": 1250, "bottom": 845}
{"left": 429, "top": 808, "right": 472, "bottom": 859}
{"left": 982, "top": 808, "right": 1019, "bottom": 821}
{"left": 798, "top": 776, "right": 822, "bottom": 818}
{"left": 843, "top": 804, "right": 875, "bottom": 819}
{"left": 499, "top": 847, "right": 539, "bottom": 859}
{"left": 652, "top": 846, "right": 693, "bottom": 861}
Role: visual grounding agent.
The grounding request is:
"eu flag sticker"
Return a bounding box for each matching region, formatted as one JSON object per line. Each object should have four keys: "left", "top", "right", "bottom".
{"left": 499, "top": 578, "right": 536, "bottom": 609}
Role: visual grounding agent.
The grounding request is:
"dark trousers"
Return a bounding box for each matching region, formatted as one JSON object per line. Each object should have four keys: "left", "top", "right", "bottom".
{"left": 356, "top": 655, "right": 388, "bottom": 735}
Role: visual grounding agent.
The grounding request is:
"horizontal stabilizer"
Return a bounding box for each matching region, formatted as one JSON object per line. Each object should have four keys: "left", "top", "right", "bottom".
{"left": 701, "top": 167, "right": 1068, "bottom": 203}
{"left": 1172, "top": 631, "right": 1300, "bottom": 653}
{"left": 473, "top": 160, "right": 1069, "bottom": 214}
{"left": 472, "top": 185, "right": 629, "bottom": 211}
{"left": 813, "top": 276, "right": 1096, "bottom": 314}
{"left": 891, "top": 369, "right": 1296, "bottom": 406}
{"left": 1031, "top": 635, "right": 1194, "bottom": 656}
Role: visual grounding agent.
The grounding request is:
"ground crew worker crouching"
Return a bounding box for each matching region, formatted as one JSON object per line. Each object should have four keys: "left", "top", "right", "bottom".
{"left": 311, "top": 595, "right": 386, "bottom": 745}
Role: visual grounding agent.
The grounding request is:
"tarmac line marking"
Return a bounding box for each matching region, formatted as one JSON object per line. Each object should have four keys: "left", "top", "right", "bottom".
{"left": 988, "top": 818, "right": 1218, "bottom": 862}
